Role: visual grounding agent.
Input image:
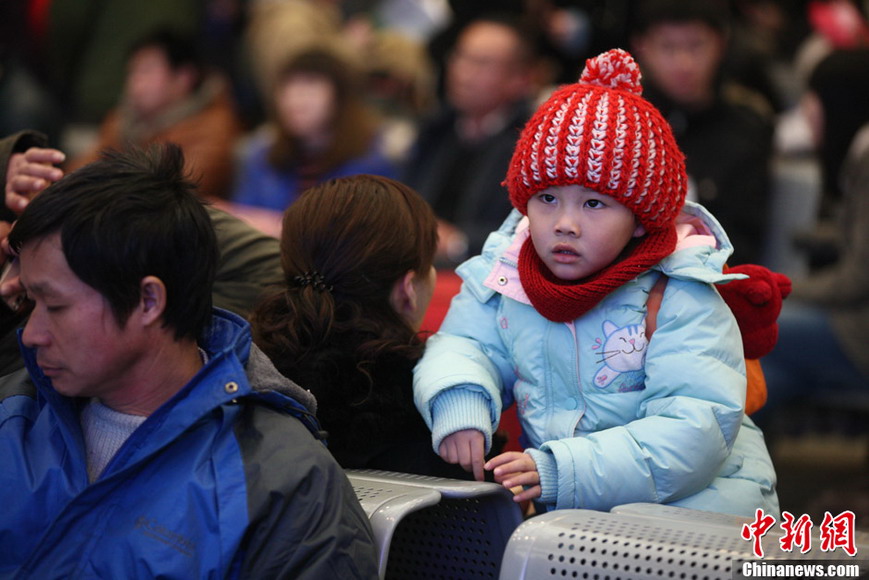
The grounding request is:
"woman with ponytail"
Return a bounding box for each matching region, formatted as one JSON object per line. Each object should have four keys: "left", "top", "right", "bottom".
{"left": 251, "top": 174, "right": 470, "bottom": 477}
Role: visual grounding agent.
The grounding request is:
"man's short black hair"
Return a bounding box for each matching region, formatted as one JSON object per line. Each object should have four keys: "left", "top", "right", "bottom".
{"left": 10, "top": 143, "right": 218, "bottom": 341}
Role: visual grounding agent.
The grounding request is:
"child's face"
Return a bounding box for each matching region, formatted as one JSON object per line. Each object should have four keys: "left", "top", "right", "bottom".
{"left": 527, "top": 185, "right": 646, "bottom": 281}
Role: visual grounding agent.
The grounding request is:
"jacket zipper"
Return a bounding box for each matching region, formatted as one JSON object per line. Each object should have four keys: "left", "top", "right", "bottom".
{"left": 567, "top": 320, "right": 586, "bottom": 434}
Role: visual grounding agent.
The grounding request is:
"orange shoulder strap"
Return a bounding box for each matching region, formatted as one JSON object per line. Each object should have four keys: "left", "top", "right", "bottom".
{"left": 744, "top": 359, "right": 767, "bottom": 415}
{"left": 644, "top": 274, "right": 668, "bottom": 339}
{"left": 644, "top": 275, "right": 767, "bottom": 415}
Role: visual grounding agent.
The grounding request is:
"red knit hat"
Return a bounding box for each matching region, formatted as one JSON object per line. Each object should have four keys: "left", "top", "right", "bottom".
{"left": 505, "top": 49, "right": 689, "bottom": 322}
{"left": 506, "top": 48, "right": 687, "bottom": 231}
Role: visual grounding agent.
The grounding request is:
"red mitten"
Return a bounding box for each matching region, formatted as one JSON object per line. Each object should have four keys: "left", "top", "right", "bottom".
{"left": 718, "top": 264, "right": 792, "bottom": 359}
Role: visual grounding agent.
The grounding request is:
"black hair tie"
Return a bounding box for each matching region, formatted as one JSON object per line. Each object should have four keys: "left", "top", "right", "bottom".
{"left": 293, "top": 271, "right": 333, "bottom": 293}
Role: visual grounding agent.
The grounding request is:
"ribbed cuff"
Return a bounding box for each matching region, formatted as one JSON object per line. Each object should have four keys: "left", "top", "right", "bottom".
{"left": 527, "top": 448, "right": 558, "bottom": 506}
{"left": 430, "top": 389, "right": 493, "bottom": 454}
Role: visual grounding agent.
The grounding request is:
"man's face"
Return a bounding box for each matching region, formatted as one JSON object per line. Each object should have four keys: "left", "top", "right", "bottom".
{"left": 634, "top": 22, "right": 725, "bottom": 107}
{"left": 20, "top": 233, "right": 142, "bottom": 401}
{"left": 446, "top": 21, "right": 528, "bottom": 119}
{"left": 125, "top": 46, "right": 192, "bottom": 119}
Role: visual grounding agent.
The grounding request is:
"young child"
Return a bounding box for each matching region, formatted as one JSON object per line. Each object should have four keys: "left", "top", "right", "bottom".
{"left": 412, "top": 49, "right": 779, "bottom": 517}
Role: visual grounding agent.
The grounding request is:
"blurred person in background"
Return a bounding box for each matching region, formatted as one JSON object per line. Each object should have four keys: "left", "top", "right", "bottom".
{"left": 755, "top": 48, "right": 869, "bottom": 432}
{"left": 631, "top": 0, "right": 776, "bottom": 265}
{"left": 0, "top": 18, "right": 63, "bottom": 147}
{"left": 231, "top": 47, "right": 396, "bottom": 212}
{"left": 67, "top": 28, "right": 243, "bottom": 201}
{"left": 727, "top": 0, "right": 814, "bottom": 113}
{"left": 401, "top": 13, "right": 537, "bottom": 266}
{"left": 32, "top": 0, "right": 202, "bottom": 124}
{"left": 357, "top": 28, "right": 439, "bottom": 165}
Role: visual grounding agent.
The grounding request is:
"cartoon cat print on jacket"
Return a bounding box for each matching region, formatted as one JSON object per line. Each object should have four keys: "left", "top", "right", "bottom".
{"left": 593, "top": 321, "right": 647, "bottom": 391}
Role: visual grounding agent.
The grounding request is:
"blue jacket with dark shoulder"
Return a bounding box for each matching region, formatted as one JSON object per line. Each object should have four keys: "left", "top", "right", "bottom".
{"left": 0, "top": 308, "right": 378, "bottom": 579}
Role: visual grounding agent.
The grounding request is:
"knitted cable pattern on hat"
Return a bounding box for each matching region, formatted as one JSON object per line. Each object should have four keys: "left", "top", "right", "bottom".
{"left": 504, "top": 49, "right": 688, "bottom": 322}
{"left": 506, "top": 48, "right": 686, "bottom": 229}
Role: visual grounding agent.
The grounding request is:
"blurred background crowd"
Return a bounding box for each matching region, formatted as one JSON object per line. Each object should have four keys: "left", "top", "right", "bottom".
{"left": 2, "top": 0, "right": 867, "bottom": 268}
{"left": 2, "top": 0, "right": 868, "bottom": 526}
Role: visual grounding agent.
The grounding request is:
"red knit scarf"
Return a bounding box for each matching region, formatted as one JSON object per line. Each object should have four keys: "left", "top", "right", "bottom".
{"left": 518, "top": 227, "right": 678, "bottom": 322}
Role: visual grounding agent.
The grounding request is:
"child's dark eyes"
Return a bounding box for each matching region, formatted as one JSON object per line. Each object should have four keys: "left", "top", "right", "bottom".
{"left": 536, "top": 192, "right": 607, "bottom": 207}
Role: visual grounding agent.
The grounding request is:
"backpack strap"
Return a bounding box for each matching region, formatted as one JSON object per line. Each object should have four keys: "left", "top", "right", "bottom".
{"left": 644, "top": 273, "right": 767, "bottom": 415}
{"left": 644, "top": 274, "right": 668, "bottom": 339}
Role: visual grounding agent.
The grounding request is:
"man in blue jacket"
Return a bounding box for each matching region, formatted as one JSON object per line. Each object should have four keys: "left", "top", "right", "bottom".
{"left": 0, "top": 144, "right": 378, "bottom": 578}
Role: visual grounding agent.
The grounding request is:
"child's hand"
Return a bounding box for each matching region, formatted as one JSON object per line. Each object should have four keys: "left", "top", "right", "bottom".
{"left": 438, "top": 429, "right": 486, "bottom": 481}
{"left": 485, "top": 451, "right": 542, "bottom": 503}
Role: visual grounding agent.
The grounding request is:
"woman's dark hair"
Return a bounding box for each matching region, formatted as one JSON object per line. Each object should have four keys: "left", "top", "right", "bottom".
{"left": 268, "top": 48, "right": 381, "bottom": 173}
{"left": 250, "top": 175, "right": 437, "bottom": 399}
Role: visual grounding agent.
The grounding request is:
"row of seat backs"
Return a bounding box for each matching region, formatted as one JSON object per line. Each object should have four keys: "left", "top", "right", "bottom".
{"left": 348, "top": 470, "right": 868, "bottom": 580}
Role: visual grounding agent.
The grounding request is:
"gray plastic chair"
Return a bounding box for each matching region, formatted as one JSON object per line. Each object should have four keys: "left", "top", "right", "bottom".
{"left": 347, "top": 469, "right": 524, "bottom": 579}
{"left": 499, "top": 507, "right": 867, "bottom": 580}
{"left": 611, "top": 502, "right": 754, "bottom": 529}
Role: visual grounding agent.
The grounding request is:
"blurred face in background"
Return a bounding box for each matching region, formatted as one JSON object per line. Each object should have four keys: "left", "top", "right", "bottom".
{"left": 446, "top": 21, "right": 530, "bottom": 120}
{"left": 275, "top": 72, "right": 337, "bottom": 143}
{"left": 125, "top": 46, "right": 195, "bottom": 119}
{"left": 633, "top": 22, "right": 725, "bottom": 108}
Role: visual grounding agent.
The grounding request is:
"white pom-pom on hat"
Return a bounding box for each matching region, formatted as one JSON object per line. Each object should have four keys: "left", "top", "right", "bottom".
{"left": 579, "top": 48, "right": 643, "bottom": 95}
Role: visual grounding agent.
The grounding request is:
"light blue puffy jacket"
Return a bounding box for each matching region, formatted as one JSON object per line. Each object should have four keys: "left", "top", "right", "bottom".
{"left": 414, "top": 202, "right": 779, "bottom": 517}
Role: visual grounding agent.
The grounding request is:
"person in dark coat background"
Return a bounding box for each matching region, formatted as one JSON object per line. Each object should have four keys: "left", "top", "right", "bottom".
{"left": 401, "top": 13, "right": 537, "bottom": 266}
{"left": 631, "top": 0, "right": 776, "bottom": 265}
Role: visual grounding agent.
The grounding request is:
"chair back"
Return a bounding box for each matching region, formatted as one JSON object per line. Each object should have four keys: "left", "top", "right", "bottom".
{"left": 348, "top": 469, "right": 524, "bottom": 579}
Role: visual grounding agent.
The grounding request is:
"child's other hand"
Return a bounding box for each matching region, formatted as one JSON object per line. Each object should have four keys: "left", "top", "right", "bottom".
{"left": 485, "top": 451, "right": 542, "bottom": 503}
{"left": 439, "top": 429, "right": 486, "bottom": 481}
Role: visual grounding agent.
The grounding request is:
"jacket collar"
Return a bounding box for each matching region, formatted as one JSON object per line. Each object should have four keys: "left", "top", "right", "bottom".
{"left": 16, "top": 308, "right": 325, "bottom": 481}
{"left": 483, "top": 216, "right": 532, "bottom": 305}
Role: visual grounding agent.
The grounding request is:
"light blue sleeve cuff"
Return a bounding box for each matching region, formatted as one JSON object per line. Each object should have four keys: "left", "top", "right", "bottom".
{"left": 526, "top": 448, "right": 558, "bottom": 506}
{"left": 430, "top": 389, "right": 493, "bottom": 454}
